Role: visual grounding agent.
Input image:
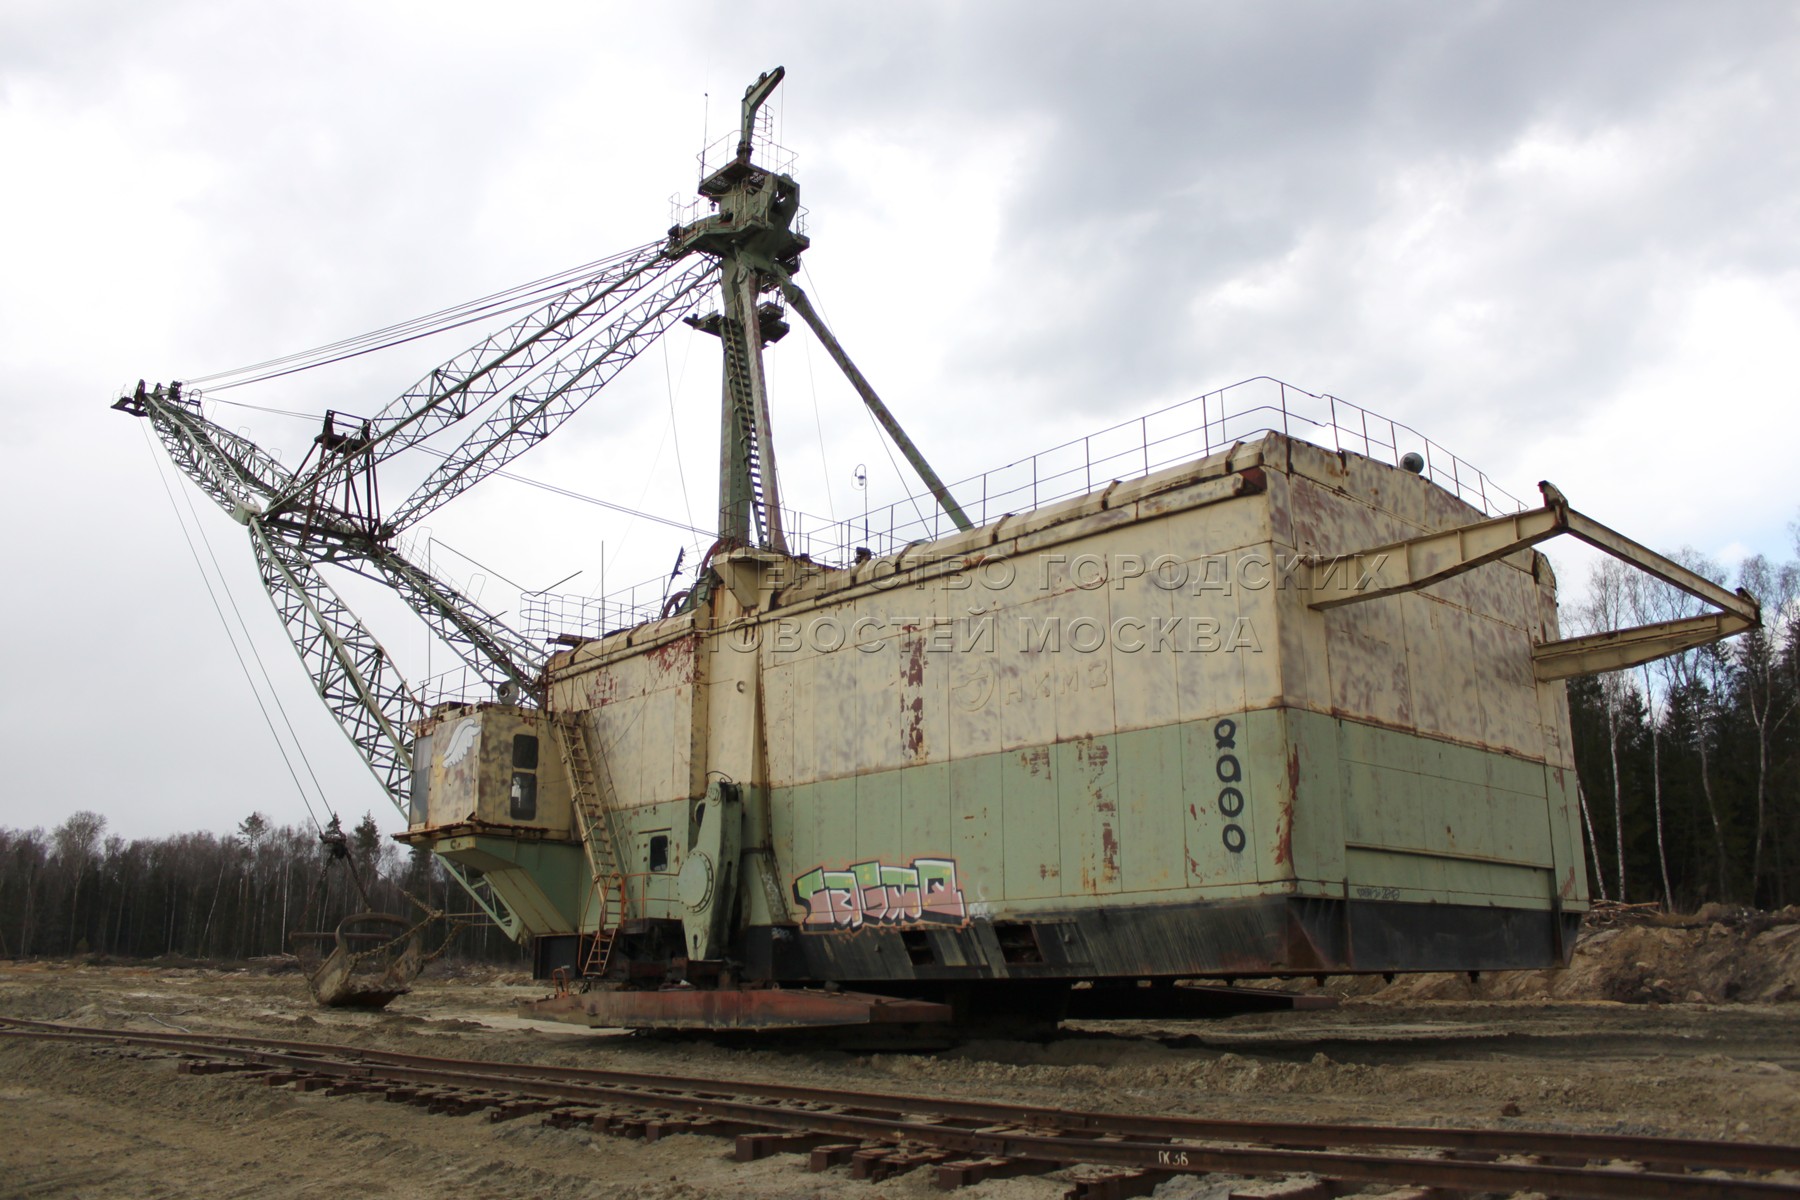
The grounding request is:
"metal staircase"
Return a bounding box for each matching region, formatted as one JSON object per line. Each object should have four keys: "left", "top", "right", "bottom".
{"left": 556, "top": 712, "right": 628, "bottom": 978}
{"left": 721, "top": 317, "right": 769, "bottom": 545}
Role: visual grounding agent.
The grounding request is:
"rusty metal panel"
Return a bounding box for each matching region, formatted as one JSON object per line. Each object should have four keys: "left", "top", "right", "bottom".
{"left": 1002, "top": 745, "right": 1062, "bottom": 899}
{"left": 1285, "top": 710, "right": 1345, "bottom": 888}
{"left": 584, "top": 640, "right": 697, "bottom": 812}
{"left": 1242, "top": 708, "right": 1298, "bottom": 888}
{"left": 549, "top": 433, "right": 1597, "bottom": 966}
{"left": 524, "top": 985, "right": 953, "bottom": 1030}
{"left": 1056, "top": 735, "right": 1122, "bottom": 897}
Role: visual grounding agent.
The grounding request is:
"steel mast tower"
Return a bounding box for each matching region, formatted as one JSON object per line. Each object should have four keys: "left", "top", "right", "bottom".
{"left": 668, "top": 67, "right": 972, "bottom": 551}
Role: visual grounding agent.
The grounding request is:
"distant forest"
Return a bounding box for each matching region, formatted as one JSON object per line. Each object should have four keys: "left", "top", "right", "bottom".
{"left": 1, "top": 542, "right": 1795, "bottom": 962}
{"left": 0, "top": 811, "right": 521, "bottom": 963}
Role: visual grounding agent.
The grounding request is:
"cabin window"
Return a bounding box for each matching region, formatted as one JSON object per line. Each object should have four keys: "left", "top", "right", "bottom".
{"left": 648, "top": 833, "right": 671, "bottom": 873}
{"left": 408, "top": 732, "right": 434, "bottom": 826}
{"left": 510, "top": 733, "right": 539, "bottom": 821}
{"left": 510, "top": 771, "right": 537, "bottom": 821}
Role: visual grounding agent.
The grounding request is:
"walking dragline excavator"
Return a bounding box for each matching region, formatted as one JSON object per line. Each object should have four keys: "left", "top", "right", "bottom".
{"left": 117, "top": 68, "right": 971, "bottom": 1015}
{"left": 121, "top": 69, "right": 1761, "bottom": 1030}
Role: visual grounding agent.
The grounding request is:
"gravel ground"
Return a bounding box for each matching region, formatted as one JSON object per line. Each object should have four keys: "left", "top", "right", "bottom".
{"left": 3, "top": 957, "right": 1799, "bottom": 1198}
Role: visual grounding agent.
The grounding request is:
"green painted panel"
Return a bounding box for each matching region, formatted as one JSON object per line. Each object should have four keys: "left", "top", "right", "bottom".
{"left": 1419, "top": 738, "right": 1487, "bottom": 787}
{"left": 778, "top": 784, "right": 816, "bottom": 876}
{"left": 1348, "top": 847, "right": 1550, "bottom": 904}
{"left": 1057, "top": 734, "right": 1122, "bottom": 897}
{"left": 1242, "top": 709, "right": 1294, "bottom": 885}
{"left": 1116, "top": 722, "right": 1184, "bottom": 893}
{"left": 1490, "top": 752, "right": 1550, "bottom": 796}
{"left": 1336, "top": 717, "right": 1396, "bottom": 768}
{"left": 1179, "top": 712, "right": 1261, "bottom": 890}
{"left": 756, "top": 707, "right": 1579, "bottom": 918}
{"left": 1286, "top": 710, "right": 1345, "bottom": 883}
{"left": 1442, "top": 778, "right": 1492, "bottom": 860}
{"left": 854, "top": 769, "right": 901, "bottom": 863}
{"left": 1002, "top": 745, "right": 1062, "bottom": 899}
{"left": 901, "top": 760, "right": 952, "bottom": 862}
{"left": 436, "top": 837, "right": 586, "bottom": 934}
{"left": 815, "top": 776, "right": 857, "bottom": 868}
{"left": 949, "top": 754, "right": 1003, "bottom": 908}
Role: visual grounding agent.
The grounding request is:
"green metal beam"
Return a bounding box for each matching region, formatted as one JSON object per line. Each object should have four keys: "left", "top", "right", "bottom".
{"left": 771, "top": 267, "right": 973, "bottom": 534}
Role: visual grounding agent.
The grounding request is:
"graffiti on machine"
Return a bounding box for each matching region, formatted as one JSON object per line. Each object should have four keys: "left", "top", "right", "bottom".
{"left": 792, "top": 857, "right": 968, "bottom": 931}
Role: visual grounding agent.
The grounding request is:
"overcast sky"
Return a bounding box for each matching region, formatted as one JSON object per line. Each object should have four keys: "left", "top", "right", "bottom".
{"left": 4, "top": 1, "right": 1797, "bottom": 841}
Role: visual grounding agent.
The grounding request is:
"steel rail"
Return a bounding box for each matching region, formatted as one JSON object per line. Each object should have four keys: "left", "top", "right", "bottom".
{"left": 3, "top": 1019, "right": 1795, "bottom": 1197}
{"left": 0, "top": 1016, "right": 1789, "bottom": 1173}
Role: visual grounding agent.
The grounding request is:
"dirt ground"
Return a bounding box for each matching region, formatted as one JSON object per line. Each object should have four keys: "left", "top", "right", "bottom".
{"left": 4, "top": 909, "right": 1800, "bottom": 1199}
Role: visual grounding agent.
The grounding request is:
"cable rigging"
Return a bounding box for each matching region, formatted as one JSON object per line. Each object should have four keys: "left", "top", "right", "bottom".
{"left": 187, "top": 241, "right": 663, "bottom": 391}
{"left": 139, "top": 424, "right": 333, "bottom": 835}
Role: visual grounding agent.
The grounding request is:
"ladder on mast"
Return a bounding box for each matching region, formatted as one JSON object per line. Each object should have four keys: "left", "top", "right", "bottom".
{"left": 556, "top": 712, "right": 627, "bottom": 977}
{"left": 721, "top": 314, "right": 770, "bottom": 545}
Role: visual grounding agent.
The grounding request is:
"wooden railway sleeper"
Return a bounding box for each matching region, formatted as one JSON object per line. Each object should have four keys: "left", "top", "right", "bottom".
{"left": 1062, "top": 1168, "right": 1176, "bottom": 1200}
{"left": 851, "top": 1145, "right": 954, "bottom": 1182}
{"left": 808, "top": 1143, "right": 864, "bottom": 1171}
{"left": 932, "top": 1156, "right": 1042, "bottom": 1190}
{"left": 734, "top": 1131, "right": 841, "bottom": 1162}
{"left": 1224, "top": 1178, "right": 1353, "bottom": 1200}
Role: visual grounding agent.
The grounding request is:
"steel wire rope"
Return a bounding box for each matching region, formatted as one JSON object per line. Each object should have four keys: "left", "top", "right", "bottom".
{"left": 798, "top": 261, "right": 933, "bottom": 539}
{"left": 192, "top": 281, "right": 604, "bottom": 393}
{"left": 138, "top": 424, "right": 332, "bottom": 835}
{"left": 170, "top": 396, "right": 715, "bottom": 539}
{"left": 659, "top": 327, "right": 698, "bottom": 534}
{"left": 186, "top": 257, "right": 602, "bottom": 380}
{"left": 189, "top": 271, "right": 592, "bottom": 387}
{"left": 175, "top": 480, "right": 343, "bottom": 830}
{"left": 186, "top": 242, "right": 662, "bottom": 390}
{"left": 196, "top": 248, "right": 660, "bottom": 391}
{"left": 797, "top": 308, "right": 836, "bottom": 523}
{"left": 411, "top": 446, "right": 713, "bottom": 539}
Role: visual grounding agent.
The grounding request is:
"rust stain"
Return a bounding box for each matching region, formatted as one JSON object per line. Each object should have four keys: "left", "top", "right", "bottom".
{"left": 1078, "top": 738, "right": 1116, "bottom": 814}
{"left": 586, "top": 673, "right": 618, "bottom": 708}
{"left": 1037, "top": 863, "right": 1060, "bottom": 879}
{"left": 904, "top": 696, "right": 926, "bottom": 759}
{"left": 901, "top": 625, "right": 926, "bottom": 687}
{"left": 1101, "top": 821, "right": 1119, "bottom": 883}
{"left": 647, "top": 635, "right": 699, "bottom": 684}
{"left": 1271, "top": 747, "right": 1299, "bottom": 868}
{"left": 900, "top": 625, "right": 927, "bottom": 760}
{"left": 1020, "top": 746, "right": 1050, "bottom": 776}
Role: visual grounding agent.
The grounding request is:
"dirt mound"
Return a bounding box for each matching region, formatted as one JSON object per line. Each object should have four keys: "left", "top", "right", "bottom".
{"left": 1353, "top": 904, "right": 1800, "bottom": 1005}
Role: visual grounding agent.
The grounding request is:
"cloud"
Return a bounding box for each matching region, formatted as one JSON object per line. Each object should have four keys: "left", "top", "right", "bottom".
{"left": 4, "top": 1, "right": 1797, "bottom": 837}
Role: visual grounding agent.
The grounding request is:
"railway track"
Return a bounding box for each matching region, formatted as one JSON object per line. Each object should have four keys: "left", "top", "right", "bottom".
{"left": 3, "top": 1015, "right": 1796, "bottom": 1199}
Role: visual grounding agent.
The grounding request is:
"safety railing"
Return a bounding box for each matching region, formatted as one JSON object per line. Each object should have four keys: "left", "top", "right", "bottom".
{"left": 525, "top": 377, "right": 1530, "bottom": 644}
{"left": 785, "top": 376, "right": 1530, "bottom": 564}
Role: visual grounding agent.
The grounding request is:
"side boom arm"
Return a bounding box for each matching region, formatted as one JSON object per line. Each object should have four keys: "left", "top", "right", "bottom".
{"left": 1304, "top": 482, "right": 1761, "bottom": 680}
